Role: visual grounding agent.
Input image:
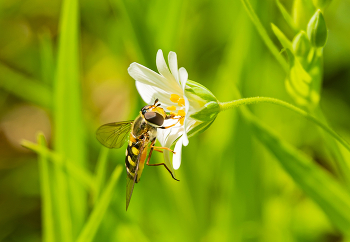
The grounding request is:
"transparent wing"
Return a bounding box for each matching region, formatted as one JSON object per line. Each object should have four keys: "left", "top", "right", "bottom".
{"left": 126, "top": 143, "right": 145, "bottom": 211}
{"left": 96, "top": 121, "right": 133, "bottom": 149}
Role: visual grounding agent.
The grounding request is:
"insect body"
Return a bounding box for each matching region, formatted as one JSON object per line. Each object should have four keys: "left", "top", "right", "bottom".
{"left": 96, "top": 99, "right": 182, "bottom": 210}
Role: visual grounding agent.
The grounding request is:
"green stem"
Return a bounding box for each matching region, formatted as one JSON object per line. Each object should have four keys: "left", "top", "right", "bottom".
{"left": 219, "top": 97, "right": 350, "bottom": 154}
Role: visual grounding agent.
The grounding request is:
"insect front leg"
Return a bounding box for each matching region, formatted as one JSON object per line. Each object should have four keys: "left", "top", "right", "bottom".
{"left": 146, "top": 139, "right": 179, "bottom": 181}
{"left": 159, "top": 116, "right": 185, "bottom": 130}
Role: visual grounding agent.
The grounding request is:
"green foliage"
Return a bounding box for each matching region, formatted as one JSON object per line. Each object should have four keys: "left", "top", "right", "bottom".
{"left": 1, "top": 0, "right": 350, "bottom": 241}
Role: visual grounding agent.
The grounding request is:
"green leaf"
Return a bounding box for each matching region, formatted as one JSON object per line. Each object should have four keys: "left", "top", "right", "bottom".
{"left": 249, "top": 114, "right": 350, "bottom": 236}
{"left": 76, "top": 166, "right": 123, "bottom": 242}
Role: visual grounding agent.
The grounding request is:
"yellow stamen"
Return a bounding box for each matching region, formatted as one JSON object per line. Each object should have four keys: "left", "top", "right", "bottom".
{"left": 170, "top": 94, "right": 180, "bottom": 103}
{"left": 178, "top": 110, "right": 186, "bottom": 116}
{"left": 180, "top": 117, "right": 185, "bottom": 125}
{"left": 167, "top": 106, "right": 177, "bottom": 111}
{"left": 177, "top": 98, "right": 185, "bottom": 106}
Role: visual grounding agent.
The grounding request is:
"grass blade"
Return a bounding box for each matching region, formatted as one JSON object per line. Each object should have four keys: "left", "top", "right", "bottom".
{"left": 248, "top": 113, "right": 350, "bottom": 236}
{"left": 92, "top": 147, "right": 109, "bottom": 204}
{"left": 54, "top": 0, "right": 86, "bottom": 238}
{"left": 22, "top": 140, "right": 96, "bottom": 193}
{"left": 37, "top": 133, "right": 56, "bottom": 242}
{"left": 76, "top": 166, "right": 123, "bottom": 242}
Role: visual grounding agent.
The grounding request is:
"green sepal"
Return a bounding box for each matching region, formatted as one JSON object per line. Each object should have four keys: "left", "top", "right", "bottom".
{"left": 187, "top": 117, "right": 217, "bottom": 139}
{"left": 307, "top": 10, "right": 328, "bottom": 48}
{"left": 190, "top": 101, "right": 220, "bottom": 122}
{"left": 185, "top": 80, "right": 217, "bottom": 103}
{"left": 293, "top": 31, "right": 311, "bottom": 57}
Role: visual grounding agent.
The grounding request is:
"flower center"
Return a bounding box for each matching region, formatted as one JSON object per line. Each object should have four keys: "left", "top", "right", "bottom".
{"left": 166, "top": 93, "right": 186, "bottom": 125}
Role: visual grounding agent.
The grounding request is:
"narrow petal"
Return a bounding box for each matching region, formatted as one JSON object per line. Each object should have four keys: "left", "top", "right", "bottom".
{"left": 168, "top": 52, "right": 179, "bottom": 84}
{"left": 135, "top": 81, "right": 176, "bottom": 107}
{"left": 156, "top": 50, "right": 175, "bottom": 82}
{"left": 128, "top": 62, "right": 181, "bottom": 94}
{"left": 173, "top": 136, "right": 183, "bottom": 170}
{"left": 179, "top": 67, "right": 188, "bottom": 91}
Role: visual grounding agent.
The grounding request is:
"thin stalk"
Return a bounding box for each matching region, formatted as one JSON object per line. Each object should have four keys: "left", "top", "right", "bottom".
{"left": 37, "top": 134, "right": 55, "bottom": 242}
{"left": 240, "top": 0, "right": 289, "bottom": 72}
{"left": 219, "top": 97, "right": 350, "bottom": 155}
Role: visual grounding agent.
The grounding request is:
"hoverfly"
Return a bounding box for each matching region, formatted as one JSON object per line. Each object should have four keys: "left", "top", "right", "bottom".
{"left": 96, "top": 99, "right": 183, "bottom": 210}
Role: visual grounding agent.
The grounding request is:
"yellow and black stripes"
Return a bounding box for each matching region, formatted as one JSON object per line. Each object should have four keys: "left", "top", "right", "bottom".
{"left": 125, "top": 135, "right": 141, "bottom": 181}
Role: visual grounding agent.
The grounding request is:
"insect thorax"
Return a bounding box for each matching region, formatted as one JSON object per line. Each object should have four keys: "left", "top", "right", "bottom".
{"left": 132, "top": 114, "right": 157, "bottom": 141}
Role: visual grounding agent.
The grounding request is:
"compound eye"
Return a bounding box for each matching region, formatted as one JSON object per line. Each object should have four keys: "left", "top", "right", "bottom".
{"left": 141, "top": 105, "right": 151, "bottom": 114}
{"left": 144, "top": 112, "right": 164, "bottom": 126}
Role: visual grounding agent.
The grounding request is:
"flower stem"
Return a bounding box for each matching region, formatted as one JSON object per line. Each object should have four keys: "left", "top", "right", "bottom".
{"left": 219, "top": 97, "right": 350, "bottom": 154}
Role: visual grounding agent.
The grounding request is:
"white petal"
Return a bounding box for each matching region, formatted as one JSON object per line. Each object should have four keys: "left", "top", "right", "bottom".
{"left": 179, "top": 67, "right": 188, "bottom": 91}
{"left": 128, "top": 62, "right": 181, "bottom": 94}
{"left": 168, "top": 52, "right": 179, "bottom": 84}
{"left": 161, "top": 130, "right": 182, "bottom": 175}
{"left": 156, "top": 50, "right": 175, "bottom": 82}
{"left": 173, "top": 136, "right": 183, "bottom": 170}
{"left": 157, "top": 126, "right": 183, "bottom": 147}
{"left": 135, "top": 81, "right": 176, "bottom": 106}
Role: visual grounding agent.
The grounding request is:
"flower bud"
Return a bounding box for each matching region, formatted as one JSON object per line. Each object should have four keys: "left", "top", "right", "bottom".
{"left": 184, "top": 80, "right": 220, "bottom": 122}
{"left": 307, "top": 10, "right": 328, "bottom": 48}
{"left": 293, "top": 31, "right": 311, "bottom": 57}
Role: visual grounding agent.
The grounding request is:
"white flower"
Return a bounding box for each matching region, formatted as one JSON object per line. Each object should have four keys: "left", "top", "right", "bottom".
{"left": 128, "top": 49, "right": 219, "bottom": 172}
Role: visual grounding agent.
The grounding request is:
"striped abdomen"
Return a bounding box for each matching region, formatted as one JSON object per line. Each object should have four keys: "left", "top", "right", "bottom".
{"left": 125, "top": 134, "right": 147, "bottom": 183}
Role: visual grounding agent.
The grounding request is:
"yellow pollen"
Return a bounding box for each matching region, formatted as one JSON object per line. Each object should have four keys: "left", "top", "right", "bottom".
{"left": 131, "top": 147, "right": 139, "bottom": 155}
{"left": 129, "top": 141, "right": 132, "bottom": 146}
{"left": 167, "top": 106, "right": 177, "bottom": 111}
{"left": 177, "top": 98, "right": 185, "bottom": 106}
{"left": 178, "top": 110, "right": 186, "bottom": 116}
{"left": 170, "top": 94, "right": 180, "bottom": 103}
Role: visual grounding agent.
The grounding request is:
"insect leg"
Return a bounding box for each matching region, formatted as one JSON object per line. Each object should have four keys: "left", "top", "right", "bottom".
{"left": 146, "top": 139, "right": 179, "bottom": 181}
{"left": 151, "top": 146, "right": 175, "bottom": 154}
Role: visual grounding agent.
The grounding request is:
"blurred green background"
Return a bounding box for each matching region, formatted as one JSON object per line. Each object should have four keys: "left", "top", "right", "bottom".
{"left": 1, "top": 0, "right": 350, "bottom": 241}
